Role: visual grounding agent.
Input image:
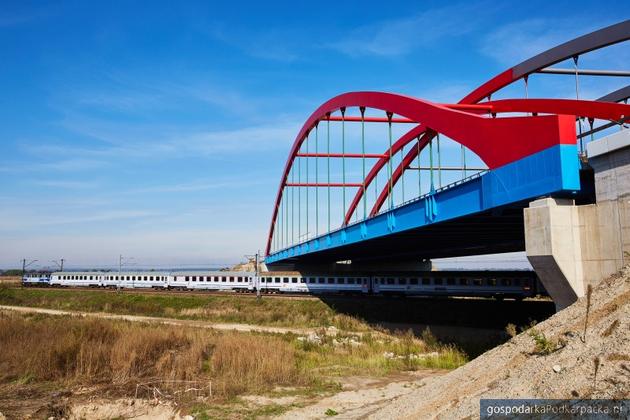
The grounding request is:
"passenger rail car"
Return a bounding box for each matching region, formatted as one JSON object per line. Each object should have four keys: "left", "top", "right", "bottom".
{"left": 169, "top": 271, "right": 253, "bottom": 292}
{"left": 257, "top": 270, "right": 541, "bottom": 299}
{"left": 48, "top": 271, "right": 254, "bottom": 292}
{"left": 40, "top": 269, "right": 543, "bottom": 299}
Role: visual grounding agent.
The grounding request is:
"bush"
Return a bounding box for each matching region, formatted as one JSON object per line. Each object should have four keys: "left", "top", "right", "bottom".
{"left": 528, "top": 329, "right": 561, "bottom": 355}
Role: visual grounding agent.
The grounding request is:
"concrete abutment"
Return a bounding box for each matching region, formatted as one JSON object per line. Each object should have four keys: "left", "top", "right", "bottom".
{"left": 525, "top": 129, "right": 630, "bottom": 310}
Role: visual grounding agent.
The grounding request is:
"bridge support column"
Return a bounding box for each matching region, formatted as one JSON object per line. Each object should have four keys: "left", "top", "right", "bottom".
{"left": 525, "top": 129, "right": 630, "bottom": 311}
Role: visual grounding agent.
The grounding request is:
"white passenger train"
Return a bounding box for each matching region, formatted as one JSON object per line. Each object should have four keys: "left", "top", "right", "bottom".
{"left": 22, "top": 270, "right": 543, "bottom": 299}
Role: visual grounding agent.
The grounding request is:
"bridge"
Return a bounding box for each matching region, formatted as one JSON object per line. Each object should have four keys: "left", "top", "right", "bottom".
{"left": 264, "top": 21, "right": 630, "bottom": 309}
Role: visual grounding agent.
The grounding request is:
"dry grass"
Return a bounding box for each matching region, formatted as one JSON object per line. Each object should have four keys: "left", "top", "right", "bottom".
{"left": 0, "top": 311, "right": 468, "bottom": 418}
{"left": 0, "top": 312, "right": 305, "bottom": 400}
{"left": 211, "top": 334, "right": 303, "bottom": 397}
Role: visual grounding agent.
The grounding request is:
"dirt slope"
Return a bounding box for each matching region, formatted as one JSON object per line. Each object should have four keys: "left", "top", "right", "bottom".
{"left": 282, "top": 266, "right": 629, "bottom": 419}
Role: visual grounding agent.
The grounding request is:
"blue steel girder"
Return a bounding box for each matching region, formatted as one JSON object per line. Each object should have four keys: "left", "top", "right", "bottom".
{"left": 265, "top": 143, "right": 580, "bottom": 265}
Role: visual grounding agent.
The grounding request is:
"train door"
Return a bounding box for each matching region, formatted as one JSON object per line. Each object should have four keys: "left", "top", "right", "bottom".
{"left": 373, "top": 277, "right": 380, "bottom": 294}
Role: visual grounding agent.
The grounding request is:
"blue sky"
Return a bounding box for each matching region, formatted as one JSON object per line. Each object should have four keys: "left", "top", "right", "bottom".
{"left": 1, "top": 1, "right": 627, "bottom": 269}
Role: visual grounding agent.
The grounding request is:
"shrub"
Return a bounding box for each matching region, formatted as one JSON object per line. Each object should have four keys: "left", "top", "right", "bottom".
{"left": 528, "top": 329, "right": 560, "bottom": 355}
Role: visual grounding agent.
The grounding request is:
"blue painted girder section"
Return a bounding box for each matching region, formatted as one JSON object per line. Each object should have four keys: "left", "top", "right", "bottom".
{"left": 266, "top": 144, "right": 580, "bottom": 264}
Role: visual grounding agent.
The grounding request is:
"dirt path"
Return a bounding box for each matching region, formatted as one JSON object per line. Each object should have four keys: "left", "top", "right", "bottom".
{"left": 277, "top": 370, "right": 447, "bottom": 419}
{"left": 0, "top": 305, "right": 313, "bottom": 335}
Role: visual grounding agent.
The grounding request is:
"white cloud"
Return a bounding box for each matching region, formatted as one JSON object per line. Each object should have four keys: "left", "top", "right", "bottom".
{"left": 23, "top": 119, "right": 300, "bottom": 162}
{"left": 327, "top": 3, "right": 491, "bottom": 57}
{"left": 29, "top": 179, "right": 99, "bottom": 189}
{"left": 0, "top": 209, "right": 161, "bottom": 231}
{"left": 123, "top": 177, "right": 271, "bottom": 195}
{"left": 479, "top": 18, "right": 619, "bottom": 67}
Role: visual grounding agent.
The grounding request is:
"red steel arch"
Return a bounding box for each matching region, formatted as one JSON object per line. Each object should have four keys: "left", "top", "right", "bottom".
{"left": 266, "top": 92, "right": 580, "bottom": 254}
{"left": 266, "top": 20, "right": 630, "bottom": 256}
{"left": 358, "top": 20, "right": 630, "bottom": 223}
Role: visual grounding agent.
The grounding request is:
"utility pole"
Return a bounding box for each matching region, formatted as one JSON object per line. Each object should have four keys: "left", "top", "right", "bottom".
{"left": 51, "top": 258, "right": 64, "bottom": 272}
{"left": 118, "top": 255, "right": 134, "bottom": 291}
{"left": 255, "top": 251, "right": 261, "bottom": 301}
{"left": 244, "top": 252, "right": 261, "bottom": 300}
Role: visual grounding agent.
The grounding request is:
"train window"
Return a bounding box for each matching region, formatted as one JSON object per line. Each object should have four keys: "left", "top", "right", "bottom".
{"left": 513, "top": 279, "right": 521, "bottom": 286}
{"left": 398, "top": 278, "right": 407, "bottom": 285}
{"left": 237, "top": 277, "right": 242, "bottom": 283}
{"left": 434, "top": 278, "right": 443, "bottom": 285}
{"left": 144, "top": 276, "right": 148, "bottom": 281}
{"left": 89, "top": 276, "right": 93, "bottom": 280}
{"left": 222, "top": 277, "right": 227, "bottom": 282}
{"left": 501, "top": 278, "right": 511, "bottom": 286}
{"left": 338, "top": 278, "right": 345, "bottom": 284}
{"left": 327, "top": 278, "right": 335, "bottom": 284}
{"left": 459, "top": 278, "right": 469, "bottom": 286}
{"left": 185, "top": 276, "right": 190, "bottom": 281}
{"left": 422, "top": 278, "right": 430, "bottom": 285}
{"left": 447, "top": 278, "right": 455, "bottom": 285}
{"left": 308, "top": 277, "right": 315, "bottom": 283}
{"left": 150, "top": 276, "right": 154, "bottom": 281}
{"left": 387, "top": 278, "right": 395, "bottom": 285}
{"left": 409, "top": 278, "right": 418, "bottom": 285}
{"left": 274, "top": 277, "right": 280, "bottom": 283}
{"left": 487, "top": 279, "right": 497, "bottom": 287}
{"left": 291, "top": 277, "right": 297, "bottom": 283}
{"left": 229, "top": 277, "right": 234, "bottom": 282}
{"left": 283, "top": 277, "right": 289, "bottom": 283}
{"left": 299, "top": 278, "right": 305, "bottom": 283}
{"left": 347, "top": 278, "right": 355, "bottom": 284}
{"left": 192, "top": 276, "right": 197, "bottom": 282}
{"left": 473, "top": 279, "right": 482, "bottom": 286}
{"left": 318, "top": 277, "right": 325, "bottom": 284}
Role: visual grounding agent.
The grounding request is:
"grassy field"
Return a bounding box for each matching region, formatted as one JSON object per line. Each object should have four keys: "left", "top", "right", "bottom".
{"left": 0, "top": 311, "right": 466, "bottom": 418}
{"left": 0, "top": 285, "right": 555, "bottom": 332}
{"left": 0, "top": 285, "right": 369, "bottom": 331}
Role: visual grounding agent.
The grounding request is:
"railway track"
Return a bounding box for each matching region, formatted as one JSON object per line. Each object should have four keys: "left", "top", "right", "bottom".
{"left": 17, "top": 285, "right": 327, "bottom": 300}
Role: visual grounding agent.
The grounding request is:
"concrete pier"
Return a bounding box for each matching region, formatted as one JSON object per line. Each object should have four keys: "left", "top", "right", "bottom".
{"left": 525, "top": 128, "right": 630, "bottom": 310}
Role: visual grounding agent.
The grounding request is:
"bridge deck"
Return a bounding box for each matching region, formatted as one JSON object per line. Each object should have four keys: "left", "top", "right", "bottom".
{"left": 266, "top": 144, "right": 584, "bottom": 265}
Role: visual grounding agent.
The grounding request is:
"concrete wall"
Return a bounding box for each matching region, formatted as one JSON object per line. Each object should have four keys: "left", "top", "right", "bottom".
{"left": 588, "top": 128, "right": 630, "bottom": 261}
{"left": 525, "top": 128, "right": 629, "bottom": 310}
